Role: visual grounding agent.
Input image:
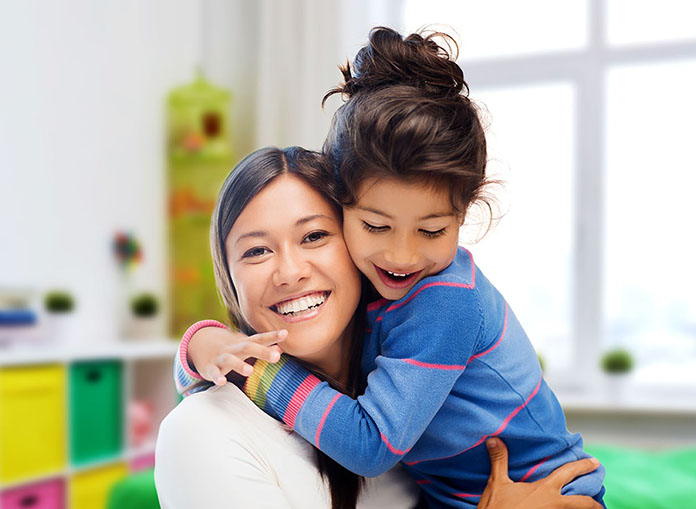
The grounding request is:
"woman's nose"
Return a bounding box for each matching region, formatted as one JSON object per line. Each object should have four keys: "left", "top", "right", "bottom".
{"left": 272, "top": 249, "right": 311, "bottom": 286}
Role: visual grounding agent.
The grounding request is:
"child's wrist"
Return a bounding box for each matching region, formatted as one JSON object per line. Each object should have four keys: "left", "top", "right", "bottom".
{"left": 180, "top": 320, "right": 227, "bottom": 379}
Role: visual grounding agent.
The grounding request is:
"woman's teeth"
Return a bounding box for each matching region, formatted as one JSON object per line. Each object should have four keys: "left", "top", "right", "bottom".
{"left": 274, "top": 292, "right": 327, "bottom": 316}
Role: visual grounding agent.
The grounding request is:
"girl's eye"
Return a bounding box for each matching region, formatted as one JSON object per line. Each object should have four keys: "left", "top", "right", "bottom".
{"left": 303, "top": 230, "right": 329, "bottom": 243}
{"left": 362, "top": 221, "right": 388, "bottom": 233}
{"left": 242, "top": 246, "right": 270, "bottom": 258}
{"left": 420, "top": 227, "right": 447, "bottom": 239}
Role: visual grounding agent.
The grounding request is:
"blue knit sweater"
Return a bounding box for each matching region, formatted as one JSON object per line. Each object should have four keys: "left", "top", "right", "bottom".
{"left": 175, "top": 248, "right": 606, "bottom": 507}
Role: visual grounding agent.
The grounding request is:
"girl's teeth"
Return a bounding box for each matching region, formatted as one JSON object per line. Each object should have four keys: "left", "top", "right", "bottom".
{"left": 387, "top": 271, "right": 409, "bottom": 278}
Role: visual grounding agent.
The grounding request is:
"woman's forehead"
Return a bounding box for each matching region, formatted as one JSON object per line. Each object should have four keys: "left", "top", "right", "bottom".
{"left": 227, "top": 174, "right": 339, "bottom": 244}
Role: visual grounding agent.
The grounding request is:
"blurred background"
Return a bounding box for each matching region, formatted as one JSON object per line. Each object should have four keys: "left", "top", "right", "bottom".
{"left": 0, "top": 0, "right": 694, "bottom": 507}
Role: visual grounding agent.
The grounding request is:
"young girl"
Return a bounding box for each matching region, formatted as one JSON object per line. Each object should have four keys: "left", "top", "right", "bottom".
{"left": 175, "top": 27, "right": 606, "bottom": 508}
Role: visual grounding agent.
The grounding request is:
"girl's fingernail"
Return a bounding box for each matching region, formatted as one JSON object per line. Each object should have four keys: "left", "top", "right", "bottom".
{"left": 243, "top": 365, "right": 253, "bottom": 376}
{"left": 278, "top": 329, "right": 288, "bottom": 338}
{"left": 590, "top": 457, "right": 600, "bottom": 466}
{"left": 270, "top": 351, "right": 280, "bottom": 362}
{"left": 486, "top": 438, "right": 499, "bottom": 449}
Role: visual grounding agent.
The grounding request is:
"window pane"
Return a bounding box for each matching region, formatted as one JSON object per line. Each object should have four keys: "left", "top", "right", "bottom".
{"left": 463, "top": 83, "right": 576, "bottom": 372}
{"left": 403, "top": 0, "right": 587, "bottom": 61}
{"left": 607, "top": 0, "right": 696, "bottom": 47}
{"left": 605, "top": 60, "right": 696, "bottom": 385}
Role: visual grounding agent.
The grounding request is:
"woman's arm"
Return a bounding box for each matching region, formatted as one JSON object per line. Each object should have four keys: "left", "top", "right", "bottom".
{"left": 479, "top": 438, "right": 602, "bottom": 509}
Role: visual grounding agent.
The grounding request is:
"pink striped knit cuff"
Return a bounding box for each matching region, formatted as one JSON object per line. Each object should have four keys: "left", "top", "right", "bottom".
{"left": 179, "top": 319, "right": 228, "bottom": 380}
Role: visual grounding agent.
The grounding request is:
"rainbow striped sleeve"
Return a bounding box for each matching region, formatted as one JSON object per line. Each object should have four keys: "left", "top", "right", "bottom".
{"left": 173, "top": 319, "right": 228, "bottom": 396}
{"left": 242, "top": 356, "right": 321, "bottom": 427}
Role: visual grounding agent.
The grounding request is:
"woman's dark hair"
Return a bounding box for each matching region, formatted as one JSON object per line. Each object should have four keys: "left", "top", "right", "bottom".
{"left": 209, "top": 146, "right": 365, "bottom": 509}
{"left": 323, "top": 26, "right": 494, "bottom": 224}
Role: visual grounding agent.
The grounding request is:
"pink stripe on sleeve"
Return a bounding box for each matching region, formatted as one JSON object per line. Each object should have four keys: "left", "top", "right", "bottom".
{"left": 179, "top": 320, "right": 228, "bottom": 380}
{"left": 402, "top": 359, "right": 467, "bottom": 370}
{"left": 283, "top": 374, "right": 321, "bottom": 429}
{"left": 367, "top": 298, "right": 389, "bottom": 311}
{"left": 315, "top": 393, "right": 342, "bottom": 448}
{"left": 467, "top": 302, "right": 509, "bottom": 364}
{"left": 380, "top": 432, "right": 410, "bottom": 456}
{"left": 519, "top": 455, "right": 550, "bottom": 482}
{"left": 405, "top": 375, "right": 544, "bottom": 466}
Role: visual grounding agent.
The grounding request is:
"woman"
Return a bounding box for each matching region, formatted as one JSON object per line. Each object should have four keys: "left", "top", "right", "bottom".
{"left": 155, "top": 147, "right": 601, "bottom": 508}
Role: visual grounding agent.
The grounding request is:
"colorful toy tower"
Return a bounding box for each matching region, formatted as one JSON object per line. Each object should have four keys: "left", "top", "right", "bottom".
{"left": 167, "top": 72, "right": 232, "bottom": 336}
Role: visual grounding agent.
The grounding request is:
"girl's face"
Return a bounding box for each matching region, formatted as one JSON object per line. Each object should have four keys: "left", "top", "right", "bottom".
{"left": 226, "top": 174, "right": 362, "bottom": 369}
{"left": 342, "top": 177, "right": 462, "bottom": 301}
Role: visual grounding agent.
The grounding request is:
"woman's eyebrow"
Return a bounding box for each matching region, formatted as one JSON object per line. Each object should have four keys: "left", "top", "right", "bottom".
{"left": 234, "top": 230, "right": 267, "bottom": 246}
{"left": 233, "top": 215, "right": 334, "bottom": 247}
{"left": 296, "top": 214, "right": 334, "bottom": 226}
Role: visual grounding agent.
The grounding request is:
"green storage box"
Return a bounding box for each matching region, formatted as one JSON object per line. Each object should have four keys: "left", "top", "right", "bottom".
{"left": 70, "top": 361, "right": 123, "bottom": 465}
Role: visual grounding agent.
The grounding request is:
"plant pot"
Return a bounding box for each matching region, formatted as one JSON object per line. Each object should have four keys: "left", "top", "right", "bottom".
{"left": 603, "top": 372, "right": 631, "bottom": 403}
{"left": 125, "top": 316, "right": 160, "bottom": 340}
{"left": 44, "top": 312, "right": 77, "bottom": 344}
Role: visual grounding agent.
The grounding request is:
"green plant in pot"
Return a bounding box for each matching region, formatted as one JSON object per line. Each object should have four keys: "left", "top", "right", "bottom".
{"left": 601, "top": 348, "right": 634, "bottom": 374}
{"left": 600, "top": 348, "right": 634, "bottom": 401}
{"left": 128, "top": 292, "right": 160, "bottom": 339}
{"left": 44, "top": 290, "right": 75, "bottom": 314}
{"left": 44, "top": 289, "right": 76, "bottom": 342}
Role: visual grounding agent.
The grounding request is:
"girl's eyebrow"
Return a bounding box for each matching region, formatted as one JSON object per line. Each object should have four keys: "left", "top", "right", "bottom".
{"left": 356, "top": 206, "right": 454, "bottom": 221}
{"left": 234, "top": 215, "right": 334, "bottom": 246}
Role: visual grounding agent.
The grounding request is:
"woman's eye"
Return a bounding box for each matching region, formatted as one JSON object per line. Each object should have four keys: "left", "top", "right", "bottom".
{"left": 420, "top": 227, "right": 447, "bottom": 239}
{"left": 242, "top": 247, "right": 270, "bottom": 258}
{"left": 362, "top": 221, "right": 388, "bottom": 233}
{"left": 303, "top": 230, "right": 329, "bottom": 243}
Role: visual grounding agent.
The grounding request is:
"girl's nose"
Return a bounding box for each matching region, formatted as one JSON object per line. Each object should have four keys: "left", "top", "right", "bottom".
{"left": 383, "top": 234, "right": 420, "bottom": 268}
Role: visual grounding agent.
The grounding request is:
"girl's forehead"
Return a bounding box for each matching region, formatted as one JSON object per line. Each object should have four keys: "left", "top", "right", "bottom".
{"left": 352, "top": 177, "right": 454, "bottom": 216}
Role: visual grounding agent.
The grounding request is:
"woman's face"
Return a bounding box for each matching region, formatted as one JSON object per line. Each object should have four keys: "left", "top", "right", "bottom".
{"left": 225, "top": 174, "right": 362, "bottom": 368}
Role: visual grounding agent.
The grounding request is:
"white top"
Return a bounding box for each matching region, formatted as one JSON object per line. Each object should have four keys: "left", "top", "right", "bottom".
{"left": 155, "top": 383, "right": 420, "bottom": 508}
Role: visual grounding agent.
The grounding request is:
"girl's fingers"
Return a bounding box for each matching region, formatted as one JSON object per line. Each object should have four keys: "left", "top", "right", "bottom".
{"left": 203, "top": 363, "right": 228, "bottom": 386}
{"left": 248, "top": 329, "right": 288, "bottom": 346}
{"left": 544, "top": 458, "right": 600, "bottom": 491}
{"left": 485, "top": 437, "right": 511, "bottom": 482}
{"left": 214, "top": 353, "right": 254, "bottom": 378}
{"left": 560, "top": 495, "right": 603, "bottom": 509}
{"left": 234, "top": 342, "right": 282, "bottom": 364}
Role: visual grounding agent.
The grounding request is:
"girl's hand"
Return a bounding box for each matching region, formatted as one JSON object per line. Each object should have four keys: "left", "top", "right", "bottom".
{"left": 478, "top": 438, "right": 602, "bottom": 509}
{"left": 188, "top": 326, "right": 287, "bottom": 386}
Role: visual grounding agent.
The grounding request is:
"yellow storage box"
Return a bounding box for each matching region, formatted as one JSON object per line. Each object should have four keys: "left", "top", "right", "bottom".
{"left": 0, "top": 364, "right": 66, "bottom": 483}
{"left": 70, "top": 462, "right": 128, "bottom": 509}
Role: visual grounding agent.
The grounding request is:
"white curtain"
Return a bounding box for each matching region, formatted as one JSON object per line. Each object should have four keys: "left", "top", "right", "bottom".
{"left": 201, "top": 0, "right": 405, "bottom": 155}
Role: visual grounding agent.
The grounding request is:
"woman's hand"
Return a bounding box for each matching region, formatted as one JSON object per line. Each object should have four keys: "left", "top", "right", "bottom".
{"left": 188, "top": 326, "right": 287, "bottom": 386}
{"left": 478, "top": 438, "right": 602, "bottom": 509}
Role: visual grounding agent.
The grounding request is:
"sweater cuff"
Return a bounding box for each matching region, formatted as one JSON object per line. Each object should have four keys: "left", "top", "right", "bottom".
{"left": 243, "top": 355, "right": 321, "bottom": 429}
{"left": 179, "top": 319, "right": 228, "bottom": 380}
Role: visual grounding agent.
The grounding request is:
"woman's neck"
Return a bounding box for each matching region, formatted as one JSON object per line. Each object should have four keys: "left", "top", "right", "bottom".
{"left": 308, "top": 319, "right": 354, "bottom": 389}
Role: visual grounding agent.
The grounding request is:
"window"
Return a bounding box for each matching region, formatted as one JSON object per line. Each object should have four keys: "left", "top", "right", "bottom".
{"left": 403, "top": 0, "right": 696, "bottom": 384}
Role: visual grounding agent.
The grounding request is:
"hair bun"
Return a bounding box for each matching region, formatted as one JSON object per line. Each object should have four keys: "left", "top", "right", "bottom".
{"left": 324, "top": 27, "right": 467, "bottom": 105}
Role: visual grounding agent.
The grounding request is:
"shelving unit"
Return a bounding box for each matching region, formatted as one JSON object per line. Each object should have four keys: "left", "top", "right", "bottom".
{"left": 0, "top": 340, "right": 179, "bottom": 509}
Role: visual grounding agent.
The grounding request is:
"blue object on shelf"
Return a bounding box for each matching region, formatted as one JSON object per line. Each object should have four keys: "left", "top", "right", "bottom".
{"left": 0, "top": 309, "right": 37, "bottom": 326}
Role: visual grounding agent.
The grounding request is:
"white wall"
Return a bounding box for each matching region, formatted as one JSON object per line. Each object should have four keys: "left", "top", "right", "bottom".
{"left": 0, "top": 0, "right": 201, "bottom": 340}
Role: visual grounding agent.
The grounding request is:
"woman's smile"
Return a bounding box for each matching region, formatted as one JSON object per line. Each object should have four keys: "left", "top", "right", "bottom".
{"left": 226, "top": 174, "right": 362, "bottom": 374}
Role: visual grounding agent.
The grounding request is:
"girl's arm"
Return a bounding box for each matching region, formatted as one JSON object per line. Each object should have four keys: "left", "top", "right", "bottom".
{"left": 173, "top": 320, "right": 285, "bottom": 396}
{"left": 480, "top": 438, "right": 603, "bottom": 509}
{"left": 243, "top": 283, "right": 482, "bottom": 477}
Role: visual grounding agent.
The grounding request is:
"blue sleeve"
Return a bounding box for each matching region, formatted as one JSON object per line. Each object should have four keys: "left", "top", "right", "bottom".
{"left": 247, "top": 284, "right": 484, "bottom": 477}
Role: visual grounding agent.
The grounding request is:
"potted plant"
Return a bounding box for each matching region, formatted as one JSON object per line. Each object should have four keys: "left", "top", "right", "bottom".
{"left": 600, "top": 348, "right": 634, "bottom": 400}
{"left": 44, "top": 290, "right": 76, "bottom": 342}
{"left": 127, "top": 292, "right": 160, "bottom": 339}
